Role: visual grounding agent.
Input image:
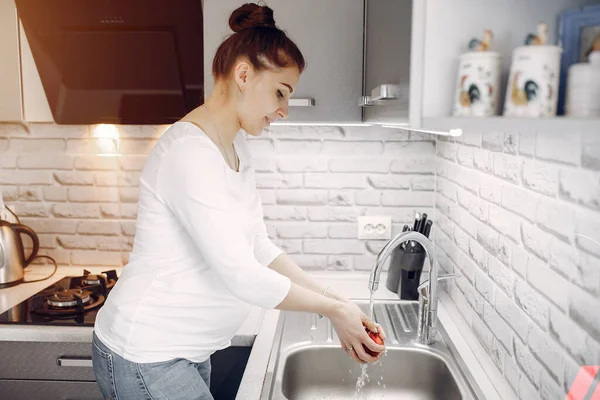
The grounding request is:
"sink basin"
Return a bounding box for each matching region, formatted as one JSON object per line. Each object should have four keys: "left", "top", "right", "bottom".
{"left": 261, "top": 300, "right": 484, "bottom": 400}
{"left": 281, "top": 347, "right": 461, "bottom": 400}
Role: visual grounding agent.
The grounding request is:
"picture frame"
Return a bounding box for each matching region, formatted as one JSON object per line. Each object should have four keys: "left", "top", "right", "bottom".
{"left": 557, "top": 4, "right": 600, "bottom": 115}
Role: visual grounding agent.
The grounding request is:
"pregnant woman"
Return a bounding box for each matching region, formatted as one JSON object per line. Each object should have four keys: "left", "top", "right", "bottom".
{"left": 92, "top": 3, "right": 385, "bottom": 399}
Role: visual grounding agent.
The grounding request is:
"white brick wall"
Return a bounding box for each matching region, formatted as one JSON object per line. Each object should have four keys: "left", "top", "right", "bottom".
{"left": 435, "top": 131, "right": 600, "bottom": 400}
{"left": 3, "top": 122, "right": 598, "bottom": 400}
{"left": 0, "top": 123, "right": 435, "bottom": 273}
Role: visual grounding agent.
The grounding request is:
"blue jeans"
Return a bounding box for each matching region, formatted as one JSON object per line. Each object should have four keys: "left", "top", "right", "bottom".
{"left": 92, "top": 332, "right": 213, "bottom": 400}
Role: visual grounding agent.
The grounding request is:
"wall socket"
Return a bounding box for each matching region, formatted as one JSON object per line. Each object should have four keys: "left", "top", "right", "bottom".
{"left": 357, "top": 216, "right": 392, "bottom": 240}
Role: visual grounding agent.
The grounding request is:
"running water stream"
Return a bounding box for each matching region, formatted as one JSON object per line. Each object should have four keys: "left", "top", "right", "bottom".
{"left": 352, "top": 289, "right": 387, "bottom": 398}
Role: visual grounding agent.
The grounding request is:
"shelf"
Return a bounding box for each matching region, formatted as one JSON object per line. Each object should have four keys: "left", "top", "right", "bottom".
{"left": 420, "top": 0, "right": 596, "bottom": 122}
{"left": 422, "top": 116, "right": 600, "bottom": 135}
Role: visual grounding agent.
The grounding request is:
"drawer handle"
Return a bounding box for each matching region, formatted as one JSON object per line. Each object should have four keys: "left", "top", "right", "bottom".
{"left": 57, "top": 357, "right": 93, "bottom": 367}
{"left": 288, "top": 98, "right": 315, "bottom": 107}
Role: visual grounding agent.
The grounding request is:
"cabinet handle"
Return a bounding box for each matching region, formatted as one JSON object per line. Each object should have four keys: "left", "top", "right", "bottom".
{"left": 57, "top": 357, "right": 93, "bottom": 367}
{"left": 288, "top": 98, "right": 315, "bottom": 107}
{"left": 359, "top": 84, "right": 405, "bottom": 107}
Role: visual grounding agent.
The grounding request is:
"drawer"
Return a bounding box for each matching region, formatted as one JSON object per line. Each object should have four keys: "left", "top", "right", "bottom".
{"left": 0, "top": 341, "right": 95, "bottom": 381}
{"left": 0, "top": 380, "right": 102, "bottom": 400}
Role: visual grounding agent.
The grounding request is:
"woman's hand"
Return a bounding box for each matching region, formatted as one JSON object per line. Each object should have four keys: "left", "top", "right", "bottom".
{"left": 327, "top": 302, "right": 385, "bottom": 364}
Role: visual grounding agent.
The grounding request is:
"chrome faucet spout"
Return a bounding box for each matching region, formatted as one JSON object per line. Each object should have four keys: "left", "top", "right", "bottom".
{"left": 368, "top": 231, "right": 441, "bottom": 345}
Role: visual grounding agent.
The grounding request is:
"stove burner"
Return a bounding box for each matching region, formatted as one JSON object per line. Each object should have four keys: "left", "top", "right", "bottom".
{"left": 80, "top": 270, "right": 117, "bottom": 291}
{"left": 83, "top": 275, "right": 101, "bottom": 285}
{"left": 0, "top": 268, "right": 119, "bottom": 326}
{"left": 46, "top": 289, "right": 92, "bottom": 308}
{"left": 32, "top": 292, "right": 105, "bottom": 317}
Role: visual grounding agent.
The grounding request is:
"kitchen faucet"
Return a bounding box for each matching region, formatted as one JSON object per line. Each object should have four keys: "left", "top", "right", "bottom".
{"left": 369, "top": 231, "right": 458, "bottom": 345}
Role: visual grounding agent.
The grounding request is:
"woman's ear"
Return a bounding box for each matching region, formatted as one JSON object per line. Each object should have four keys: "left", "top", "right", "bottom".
{"left": 234, "top": 61, "right": 251, "bottom": 93}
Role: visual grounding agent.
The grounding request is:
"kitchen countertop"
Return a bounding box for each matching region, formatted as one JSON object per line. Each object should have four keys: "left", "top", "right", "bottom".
{"left": 0, "top": 266, "right": 515, "bottom": 400}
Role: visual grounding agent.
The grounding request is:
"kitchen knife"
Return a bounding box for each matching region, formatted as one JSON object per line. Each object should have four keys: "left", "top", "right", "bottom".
{"left": 401, "top": 225, "right": 409, "bottom": 250}
{"left": 418, "top": 213, "right": 428, "bottom": 234}
{"left": 423, "top": 220, "right": 433, "bottom": 238}
{"left": 413, "top": 212, "right": 421, "bottom": 231}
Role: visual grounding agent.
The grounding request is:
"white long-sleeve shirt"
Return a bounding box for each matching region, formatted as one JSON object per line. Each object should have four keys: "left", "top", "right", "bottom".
{"left": 94, "top": 121, "right": 291, "bottom": 363}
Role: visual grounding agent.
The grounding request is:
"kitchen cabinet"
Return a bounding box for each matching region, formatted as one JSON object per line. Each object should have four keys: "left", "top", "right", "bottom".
{"left": 0, "top": 340, "right": 252, "bottom": 400}
{"left": 0, "top": 0, "right": 22, "bottom": 122}
{"left": 362, "top": 0, "right": 413, "bottom": 126}
{"left": 0, "top": 0, "right": 53, "bottom": 123}
{"left": 8, "top": 0, "right": 594, "bottom": 132}
{"left": 3, "top": 0, "right": 370, "bottom": 125}
{"left": 203, "top": 0, "right": 364, "bottom": 124}
{"left": 0, "top": 382, "right": 102, "bottom": 400}
{"left": 0, "top": 340, "right": 102, "bottom": 399}
{"left": 18, "top": 20, "right": 54, "bottom": 122}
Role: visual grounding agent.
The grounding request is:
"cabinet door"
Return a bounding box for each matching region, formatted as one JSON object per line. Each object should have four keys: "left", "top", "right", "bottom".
{"left": 203, "top": 0, "right": 364, "bottom": 123}
{"left": 19, "top": 20, "right": 53, "bottom": 122}
{"left": 0, "top": 381, "right": 102, "bottom": 400}
{"left": 0, "top": 0, "right": 23, "bottom": 122}
{"left": 0, "top": 341, "right": 95, "bottom": 381}
{"left": 363, "top": 0, "right": 412, "bottom": 125}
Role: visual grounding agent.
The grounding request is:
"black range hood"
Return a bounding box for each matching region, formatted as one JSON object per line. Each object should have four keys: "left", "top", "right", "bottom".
{"left": 15, "top": 0, "right": 204, "bottom": 125}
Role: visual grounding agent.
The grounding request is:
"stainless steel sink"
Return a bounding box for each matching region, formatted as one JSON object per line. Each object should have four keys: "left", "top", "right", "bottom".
{"left": 281, "top": 347, "right": 462, "bottom": 399}
{"left": 261, "top": 300, "right": 485, "bottom": 400}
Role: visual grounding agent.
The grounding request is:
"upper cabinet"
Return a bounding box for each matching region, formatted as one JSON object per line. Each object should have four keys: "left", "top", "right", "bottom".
{"left": 19, "top": 20, "right": 53, "bottom": 122}
{"left": 0, "top": 0, "right": 22, "bottom": 122}
{"left": 203, "top": 0, "right": 365, "bottom": 124}
{"left": 0, "top": 0, "right": 54, "bottom": 123}
{"left": 362, "top": 0, "right": 413, "bottom": 126}
{"left": 2, "top": 0, "right": 413, "bottom": 126}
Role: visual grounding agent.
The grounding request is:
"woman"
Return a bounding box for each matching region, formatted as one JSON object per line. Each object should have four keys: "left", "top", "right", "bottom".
{"left": 92, "top": 3, "right": 385, "bottom": 399}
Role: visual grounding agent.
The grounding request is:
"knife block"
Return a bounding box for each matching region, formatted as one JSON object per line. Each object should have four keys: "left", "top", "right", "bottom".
{"left": 385, "top": 246, "right": 427, "bottom": 300}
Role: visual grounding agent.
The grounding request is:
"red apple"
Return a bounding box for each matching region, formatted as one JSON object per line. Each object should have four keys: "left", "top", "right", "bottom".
{"left": 362, "top": 327, "right": 385, "bottom": 356}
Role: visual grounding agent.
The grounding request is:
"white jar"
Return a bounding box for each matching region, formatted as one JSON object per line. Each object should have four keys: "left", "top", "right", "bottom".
{"left": 452, "top": 51, "right": 502, "bottom": 117}
{"left": 565, "top": 51, "right": 600, "bottom": 117}
{"left": 503, "top": 45, "right": 562, "bottom": 117}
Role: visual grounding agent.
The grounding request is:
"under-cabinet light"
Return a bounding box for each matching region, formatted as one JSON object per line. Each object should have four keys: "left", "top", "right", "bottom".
{"left": 92, "top": 124, "right": 120, "bottom": 156}
{"left": 381, "top": 125, "right": 462, "bottom": 137}
{"left": 270, "top": 122, "right": 374, "bottom": 127}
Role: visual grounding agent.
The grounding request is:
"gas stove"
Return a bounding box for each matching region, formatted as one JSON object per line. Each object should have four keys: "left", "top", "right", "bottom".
{"left": 0, "top": 269, "right": 118, "bottom": 326}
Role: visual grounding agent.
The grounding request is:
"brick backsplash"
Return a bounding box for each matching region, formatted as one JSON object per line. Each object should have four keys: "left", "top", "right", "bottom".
{"left": 434, "top": 131, "right": 600, "bottom": 400}
{"left": 2, "top": 122, "right": 599, "bottom": 400}
{"left": 0, "top": 122, "right": 435, "bottom": 271}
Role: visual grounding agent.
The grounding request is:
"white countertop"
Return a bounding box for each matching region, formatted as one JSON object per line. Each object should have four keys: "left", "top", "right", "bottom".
{"left": 0, "top": 267, "right": 515, "bottom": 400}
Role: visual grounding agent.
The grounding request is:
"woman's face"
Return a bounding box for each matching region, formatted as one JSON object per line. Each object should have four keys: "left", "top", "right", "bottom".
{"left": 236, "top": 63, "right": 300, "bottom": 136}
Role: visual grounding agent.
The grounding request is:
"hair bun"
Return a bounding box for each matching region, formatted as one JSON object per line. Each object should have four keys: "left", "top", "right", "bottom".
{"left": 229, "top": 3, "right": 276, "bottom": 33}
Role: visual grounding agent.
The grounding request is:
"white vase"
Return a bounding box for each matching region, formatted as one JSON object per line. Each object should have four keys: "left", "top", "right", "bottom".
{"left": 452, "top": 51, "right": 502, "bottom": 117}
{"left": 503, "top": 45, "right": 562, "bottom": 117}
{"left": 565, "top": 51, "right": 600, "bottom": 117}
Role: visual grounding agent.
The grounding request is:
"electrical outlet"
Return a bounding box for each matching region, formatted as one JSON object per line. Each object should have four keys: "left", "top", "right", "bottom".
{"left": 357, "top": 216, "right": 392, "bottom": 240}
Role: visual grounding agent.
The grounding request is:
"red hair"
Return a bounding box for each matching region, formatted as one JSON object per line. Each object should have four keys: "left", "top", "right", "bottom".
{"left": 212, "top": 3, "right": 306, "bottom": 80}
